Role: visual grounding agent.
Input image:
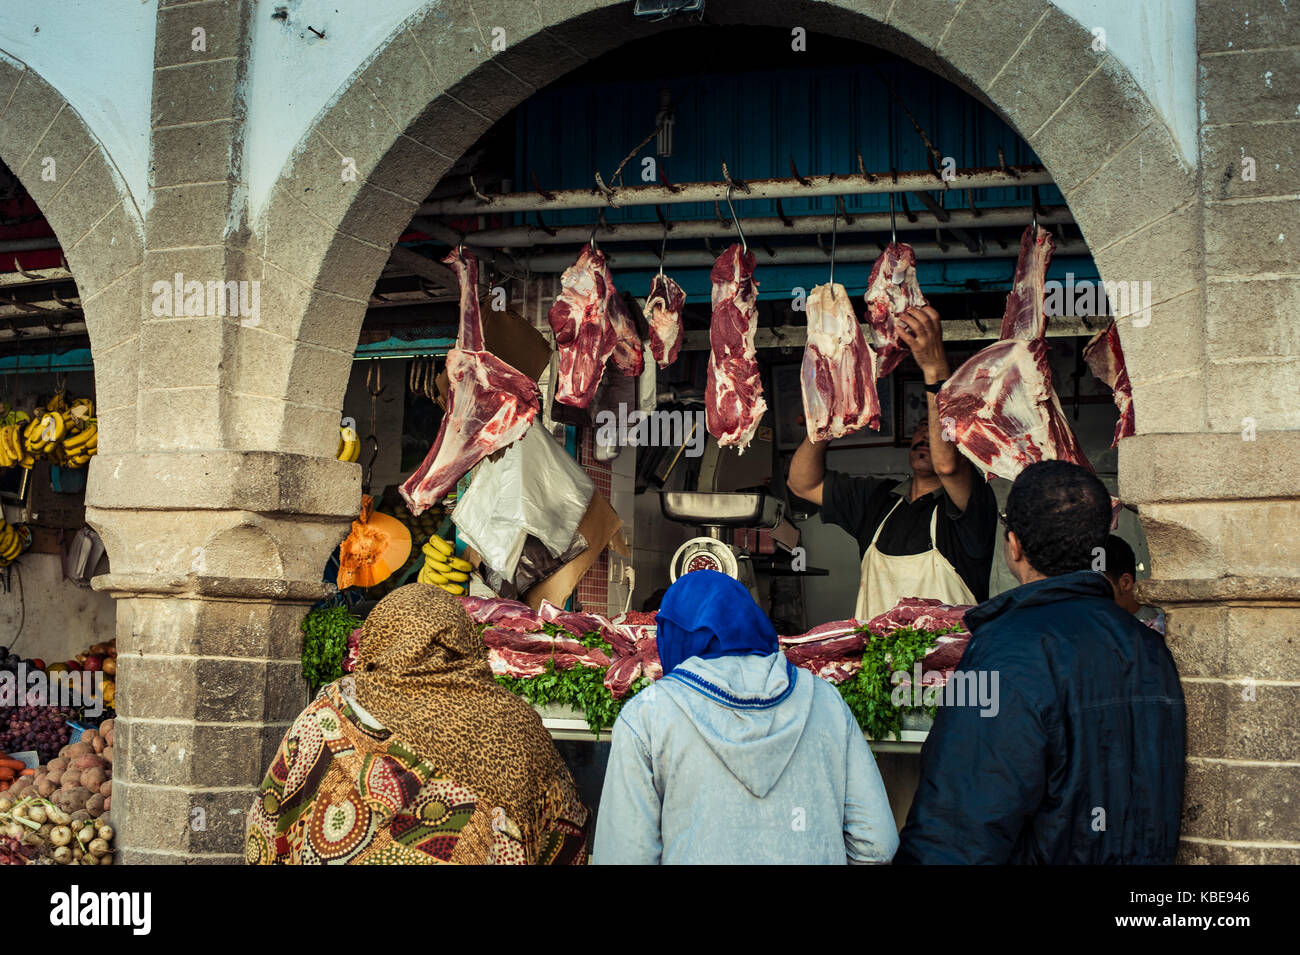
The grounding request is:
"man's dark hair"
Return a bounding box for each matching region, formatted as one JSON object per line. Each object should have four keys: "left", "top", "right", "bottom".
{"left": 1101, "top": 534, "right": 1137, "bottom": 583}
{"left": 1004, "top": 460, "right": 1111, "bottom": 577}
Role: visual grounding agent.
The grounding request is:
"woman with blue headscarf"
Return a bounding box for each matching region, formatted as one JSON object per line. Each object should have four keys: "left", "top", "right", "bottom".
{"left": 592, "top": 570, "right": 897, "bottom": 865}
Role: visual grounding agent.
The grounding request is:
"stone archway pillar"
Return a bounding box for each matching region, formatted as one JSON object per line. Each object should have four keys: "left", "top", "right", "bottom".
{"left": 86, "top": 452, "right": 357, "bottom": 863}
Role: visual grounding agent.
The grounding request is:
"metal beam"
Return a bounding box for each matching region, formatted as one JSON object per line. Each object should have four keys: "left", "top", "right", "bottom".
{"left": 385, "top": 245, "right": 460, "bottom": 291}
{"left": 421, "top": 165, "right": 1054, "bottom": 217}
{"left": 445, "top": 204, "right": 1071, "bottom": 249}
{"left": 522, "top": 238, "right": 1045, "bottom": 273}
{"left": 679, "top": 317, "right": 1100, "bottom": 351}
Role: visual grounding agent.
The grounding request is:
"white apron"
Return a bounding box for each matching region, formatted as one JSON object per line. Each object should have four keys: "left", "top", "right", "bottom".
{"left": 854, "top": 496, "right": 977, "bottom": 622}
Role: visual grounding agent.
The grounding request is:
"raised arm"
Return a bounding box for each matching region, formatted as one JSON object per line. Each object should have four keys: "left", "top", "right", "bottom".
{"left": 787, "top": 434, "right": 831, "bottom": 505}
{"left": 898, "top": 305, "right": 974, "bottom": 511}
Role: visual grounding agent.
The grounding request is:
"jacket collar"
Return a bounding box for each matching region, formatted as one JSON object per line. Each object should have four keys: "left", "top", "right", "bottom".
{"left": 966, "top": 569, "right": 1115, "bottom": 632}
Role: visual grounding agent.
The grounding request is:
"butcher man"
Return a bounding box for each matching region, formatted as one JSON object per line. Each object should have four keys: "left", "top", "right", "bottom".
{"left": 787, "top": 305, "right": 997, "bottom": 621}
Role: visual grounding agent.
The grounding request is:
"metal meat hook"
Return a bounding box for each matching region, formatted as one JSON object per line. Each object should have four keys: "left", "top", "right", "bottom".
{"left": 724, "top": 183, "right": 747, "bottom": 253}
{"left": 829, "top": 200, "right": 841, "bottom": 287}
{"left": 658, "top": 206, "right": 670, "bottom": 276}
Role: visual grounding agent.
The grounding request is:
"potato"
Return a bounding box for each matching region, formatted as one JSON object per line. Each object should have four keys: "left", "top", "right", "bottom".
{"left": 60, "top": 742, "right": 93, "bottom": 759}
{"left": 100, "top": 780, "right": 112, "bottom": 798}
{"left": 36, "top": 778, "right": 56, "bottom": 798}
{"left": 92, "top": 736, "right": 105, "bottom": 754}
{"left": 81, "top": 768, "right": 106, "bottom": 792}
{"left": 85, "top": 793, "right": 106, "bottom": 817}
{"left": 71, "top": 755, "right": 107, "bottom": 772}
{"left": 99, "top": 719, "right": 114, "bottom": 746}
{"left": 61, "top": 773, "right": 82, "bottom": 791}
{"left": 55, "top": 787, "right": 92, "bottom": 813}
{"left": 47, "top": 770, "right": 63, "bottom": 786}
{"left": 48, "top": 758, "right": 68, "bottom": 774}
{"left": 102, "top": 746, "right": 113, "bottom": 765}
{"left": 103, "top": 796, "right": 110, "bottom": 812}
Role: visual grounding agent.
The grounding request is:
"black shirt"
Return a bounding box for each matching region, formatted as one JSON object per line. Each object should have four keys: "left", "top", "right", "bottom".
{"left": 820, "top": 470, "right": 998, "bottom": 602}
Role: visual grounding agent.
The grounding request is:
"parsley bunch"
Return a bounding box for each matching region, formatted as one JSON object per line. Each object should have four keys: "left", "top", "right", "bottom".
{"left": 495, "top": 661, "right": 651, "bottom": 734}
{"left": 837, "top": 625, "right": 960, "bottom": 741}
{"left": 301, "top": 604, "right": 363, "bottom": 697}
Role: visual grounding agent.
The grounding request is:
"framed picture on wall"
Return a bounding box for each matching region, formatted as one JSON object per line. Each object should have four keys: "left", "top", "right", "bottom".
{"left": 897, "top": 377, "right": 929, "bottom": 445}
{"left": 771, "top": 362, "right": 896, "bottom": 450}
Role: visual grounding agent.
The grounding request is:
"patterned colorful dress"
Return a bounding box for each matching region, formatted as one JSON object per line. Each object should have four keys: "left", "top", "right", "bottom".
{"left": 245, "top": 680, "right": 588, "bottom": 865}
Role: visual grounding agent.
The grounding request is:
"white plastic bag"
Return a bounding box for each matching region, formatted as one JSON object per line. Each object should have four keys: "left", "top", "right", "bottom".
{"left": 453, "top": 423, "right": 594, "bottom": 578}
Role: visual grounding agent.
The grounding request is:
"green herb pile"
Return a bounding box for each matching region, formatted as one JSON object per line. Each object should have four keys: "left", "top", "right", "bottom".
{"left": 492, "top": 626, "right": 652, "bottom": 734}
{"left": 837, "top": 626, "right": 961, "bottom": 741}
{"left": 301, "top": 604, "right": 364, "bottom": 696}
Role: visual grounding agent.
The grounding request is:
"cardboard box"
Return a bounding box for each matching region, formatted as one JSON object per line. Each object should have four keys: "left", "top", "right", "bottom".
{"left": 436, "top": 305, "right": 551, "bottom": 406}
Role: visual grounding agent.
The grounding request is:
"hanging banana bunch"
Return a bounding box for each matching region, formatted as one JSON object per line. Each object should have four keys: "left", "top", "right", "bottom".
{"left": 0, "top": 396, "right": 98, "bottom": 470}
{"left": 336, "top": 423, "right": 361, "bottom": 462}
{"left": 417, "top": 533, "right": 473, "bottom": 594}
{"left": 0, "top": 519, "right": 28, "bottom": 566}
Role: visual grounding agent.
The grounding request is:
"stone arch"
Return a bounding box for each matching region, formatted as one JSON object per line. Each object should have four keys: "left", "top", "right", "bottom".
{"left": 252, "top": 0, "right": 1201, "bottom": 461}
{"left": 0, "top": 53, "right": 145, "bottom": 454}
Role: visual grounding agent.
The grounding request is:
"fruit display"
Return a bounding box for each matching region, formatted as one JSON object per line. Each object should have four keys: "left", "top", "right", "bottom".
{"left": 0, "top": 393, "right": 97, "bottom": 471}
{"left": 417, "top": 533, "right": 473, "bottom": 595}
{"left": 0, "top": 720, "right": 117, "bottom": 865}
{"left": 0, "top": 706, "right": 77, "bottom": 766}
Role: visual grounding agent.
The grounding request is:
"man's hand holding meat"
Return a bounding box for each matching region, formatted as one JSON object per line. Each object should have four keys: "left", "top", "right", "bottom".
{"left": 897, "top": 305, "right": 972, "bottom": 512}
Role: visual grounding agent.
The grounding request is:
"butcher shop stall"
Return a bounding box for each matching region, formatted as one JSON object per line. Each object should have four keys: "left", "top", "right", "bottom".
{"left": 321, "top": 26, "right": 1152, "bottom": 825}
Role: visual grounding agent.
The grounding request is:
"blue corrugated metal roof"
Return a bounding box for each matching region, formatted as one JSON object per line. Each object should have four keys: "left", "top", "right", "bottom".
{"left": 516, "top": 58, "right": 1094, "bottom": 298}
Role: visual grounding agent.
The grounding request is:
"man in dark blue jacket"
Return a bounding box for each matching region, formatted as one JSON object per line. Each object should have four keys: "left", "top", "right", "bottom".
{"left": 895, "top": 460, "right": 1185, "bottom": 864}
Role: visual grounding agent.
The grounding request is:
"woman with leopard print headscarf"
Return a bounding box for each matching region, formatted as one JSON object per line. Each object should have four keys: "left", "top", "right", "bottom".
{"left": 246, "top": 584, "right": 589, "bottom": 865}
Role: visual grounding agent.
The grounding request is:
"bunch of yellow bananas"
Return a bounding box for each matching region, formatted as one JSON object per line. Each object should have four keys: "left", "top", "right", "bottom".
{"left": 336, "top": 425, "right": 361, "bottom": 462}
{"left": 0, "top": 395, "right": 98, "bottom": 470}
{"left": 417, "top": 534, "right": 472, "bottom": 594}
{"left": 0, "top": 520, "right": 26, "bottom": 565}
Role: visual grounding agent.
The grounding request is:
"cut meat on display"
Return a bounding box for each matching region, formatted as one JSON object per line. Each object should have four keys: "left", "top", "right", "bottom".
{"left": 400, "top": 250, "right": 540, "bottom": 514}
{"left": 937, "top": 224, "right": 1093, "bottom": 482}
{"left": 999, "top": 225, "right": 1055, "bottom": 340}
{"left": 646, "top": 273, "right": 686, "bottom": 367}
{"left": 863, "top": 242, "right": 928, "bottom": 378}
{"left": 779, "top": 620, "right": 867, "bottom": 685}
{"left": 705, "top": 243, "right": 767, "bottom": 451}
{"left": 864, "top": 597, "right": 969, "bottom": 635}
{"left": 801, "top": 282, "right": 881, "bottom": 441}
{"left": 1083, "top": 320, "right": 1136, "bottom": 448}
{"left": 548, "top": 246, "right": 619, "bottom": 409}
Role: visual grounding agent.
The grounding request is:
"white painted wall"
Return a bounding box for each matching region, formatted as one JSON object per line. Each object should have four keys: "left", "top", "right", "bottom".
{"left": 0, "top": 0, "right": 155, "bottom": 215}
{"left": 1051, "top": 0, "right": 1198, "bottom": 165}
{"left": 243, "top": 0, "right": 428, "bottom": 226}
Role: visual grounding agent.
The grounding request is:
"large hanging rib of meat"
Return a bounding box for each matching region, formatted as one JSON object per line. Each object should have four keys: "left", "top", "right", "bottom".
{"left": 937, "top": 224, "right": 1092, "bottom": 482}
{"left": 548, "top": 246, "right": 618, "bottom": 409}
{"left": 646, "top": 272, "right": 686, "bottom": 367}
{"left": 705, "top": 243, "right": 766, "bottom": 452}
{"left": 863, "top": 242, "right": 927, "bottom": 378}
{"left": 937, "top": 337, "right": 1092, "bottom": 482}
{"left": 999, "top": 225, "right": 1055, "bottom": 340}
{"left": 801, "top": 282, "right": 881, "bottom": 441}
{"left": 399, "top": 250, "right": 540, "bottom": 515}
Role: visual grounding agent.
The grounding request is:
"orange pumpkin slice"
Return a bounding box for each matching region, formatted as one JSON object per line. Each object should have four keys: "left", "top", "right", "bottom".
{"left": 337, "top": 494, "right": 412, "bottom": 590}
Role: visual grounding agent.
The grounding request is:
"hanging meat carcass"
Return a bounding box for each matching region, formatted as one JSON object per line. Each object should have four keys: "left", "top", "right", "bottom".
{"left": 705, "top": 243, "right": 766, "bottom": 451}
{"left": 999, "top": 225, "right": 1055, "bottom": 340}
{"left": 863, "top": 242, "right": 927, "bottom": 378}
{"left": 938, "top": 338, "right": 1093, "bottom": 481}
{"left": 801, "top": 282, "right": 881, "bottom": 441}
{"left": 399, "top": 250, "right": 540, "bottom": 514}
{"left": 1083, "top": 320, "right": 1136, "bottom": 447}
{"left": 937, "top": 225, "right": 1093, "bottom": 482}
{"left": 646, "top": 273, "right": 686, "bottom": 367}
{"left": 548, "top": 246, "right": 619, "bottom": 409}
{"left": 606, "top": 286, "right": 645, "bottom": 377}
